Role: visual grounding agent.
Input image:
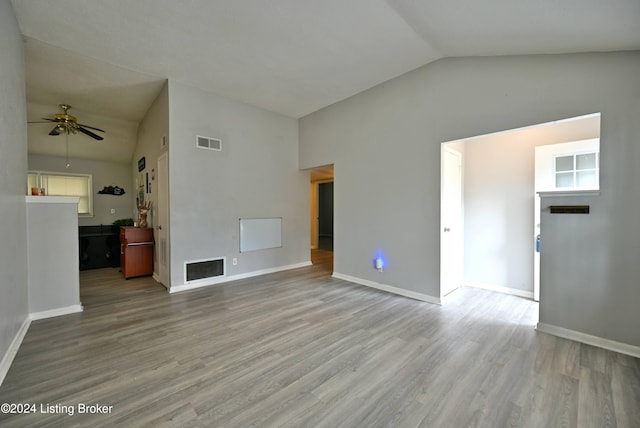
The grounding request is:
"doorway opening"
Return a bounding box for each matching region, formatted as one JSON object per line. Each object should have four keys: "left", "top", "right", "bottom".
{"left": 440, "top": 113, "right": 601, "bottom": 309}
{"left": 308, "top": 164, "right": 334, "bottom": 272}
{"left": 317, "top": 182, "right": 334, "bottom": 251}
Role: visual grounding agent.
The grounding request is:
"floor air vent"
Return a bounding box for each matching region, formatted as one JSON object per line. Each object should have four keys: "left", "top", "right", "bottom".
{"left": 185, "top": 258, "right": 225, "bottom": 282}
{"left": 197, "top": 135, "right": 222, "bottom": 151}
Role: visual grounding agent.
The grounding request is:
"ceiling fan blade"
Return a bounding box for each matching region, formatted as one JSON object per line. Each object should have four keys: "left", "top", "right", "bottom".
{"left": 48, "top": 126, "right": 60, "bottom": 136}
{"left": 42, "top": 118, "right": 58, "bottom": 122}
{"left": 77, "top": 123, "right": 105, "bottom": 133}
{"left": 78, "top": 126, "right": 104, "bottom": 141}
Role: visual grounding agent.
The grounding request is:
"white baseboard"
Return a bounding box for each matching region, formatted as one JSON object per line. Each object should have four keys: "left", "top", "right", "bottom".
{"left": 536, "top": 322, "right": 640, "bottom": 358}
{"left": 30, "top": 304, "right": 83, "bottom": 321}
{"left": 170, "top": 261, "right": 313, "bottom": 294}
{"left": 332, "top": 272, "right": 441, "bottom": 304}
{"left": 0, "top": 316, "right": 31, "bottom": 387}
{"left": 465, "top": 281, "right": 534, "bottom": 300}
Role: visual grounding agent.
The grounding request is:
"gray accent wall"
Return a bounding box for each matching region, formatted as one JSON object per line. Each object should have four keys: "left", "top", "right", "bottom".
{"left": 167, "top": 80, "right": 309, "bottom": 288}
{"left": 300, "top": 52, "right": 640, "bottom": 347}
{"left": 28, "top": 155, "right": 135, "bottom": 226}
{"left": 0, "top": 0, "right": 29, "bottom": 370}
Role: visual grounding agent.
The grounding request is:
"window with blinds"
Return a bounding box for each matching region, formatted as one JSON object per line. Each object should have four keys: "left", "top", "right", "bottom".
{"left": 28, "top": 171, "right": 93, "bottom": 216}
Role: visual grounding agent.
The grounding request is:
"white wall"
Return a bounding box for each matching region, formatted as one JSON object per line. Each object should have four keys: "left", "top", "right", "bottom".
{"left": 0, "top": 0, "right": 29, "bottom": 382}
{"left": 463, "top": 135, "right": 536, "bottom": 293}
{"left": 167, "top": 80, "right": 309, "bottom": 288}
{"left": 26, "top": 197, "right": 81, "bottom": 315}
{"left": 300, "top": 52, "right": 640, "bottom": 347}
{"left": 28, "top": 154, "right": 134, "bottom": 225}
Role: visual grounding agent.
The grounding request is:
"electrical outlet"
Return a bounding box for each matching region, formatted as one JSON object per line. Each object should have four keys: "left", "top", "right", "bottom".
{"left": 232, "top": 258, "right": 238, "bottom": 266}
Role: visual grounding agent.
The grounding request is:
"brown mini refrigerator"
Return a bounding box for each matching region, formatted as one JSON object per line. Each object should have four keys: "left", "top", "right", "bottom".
{"left": 120, "top": 227, "right": 154, "bottom": 279}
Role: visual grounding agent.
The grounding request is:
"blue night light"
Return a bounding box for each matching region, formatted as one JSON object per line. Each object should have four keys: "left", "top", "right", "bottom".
{"left": 374, "top": 251, "right": 386, "bottom": 271}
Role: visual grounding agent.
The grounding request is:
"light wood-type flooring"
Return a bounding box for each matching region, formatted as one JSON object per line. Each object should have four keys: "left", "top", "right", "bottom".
{"left": 1, "top": 249, "right": 639, "bottom": 427}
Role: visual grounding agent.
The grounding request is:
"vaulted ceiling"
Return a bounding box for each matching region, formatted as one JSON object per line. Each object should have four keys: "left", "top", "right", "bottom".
{"left": 11, "top": 0, "right": 640, "bottom": 162}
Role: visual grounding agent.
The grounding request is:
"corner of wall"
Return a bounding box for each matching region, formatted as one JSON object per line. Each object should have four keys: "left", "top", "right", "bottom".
{"left": 0, "top": 0, "right": 30, "bottom": 384}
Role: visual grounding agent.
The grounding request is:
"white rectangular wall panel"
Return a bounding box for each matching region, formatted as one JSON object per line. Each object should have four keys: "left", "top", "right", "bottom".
{"left": 240, "top": 218, "right": 282, "bottom": 252}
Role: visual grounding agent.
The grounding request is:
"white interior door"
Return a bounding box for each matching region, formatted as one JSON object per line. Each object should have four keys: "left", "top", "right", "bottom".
{"left": 157, "top": 153, "right": 169, "bottom": 289}
{"left": 441, "top": 147, "right": 463, "bottom": 297}
{"left": 533, "top": 194, "right": 541, "bottom": 301}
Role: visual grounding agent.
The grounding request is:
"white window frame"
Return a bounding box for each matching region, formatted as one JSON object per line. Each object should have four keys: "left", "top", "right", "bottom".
{"left": 28, "top": 170, "right": 93, "bottom": 217}
{"left": 553, "top": 150, "right": 599, "bottom": 190}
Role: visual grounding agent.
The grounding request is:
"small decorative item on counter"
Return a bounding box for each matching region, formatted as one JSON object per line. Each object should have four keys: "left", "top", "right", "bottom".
{"left": 138, "top": 201, "right": 152, "bottom": 228}
{"left": 31, "top": 187, "right": 45, "bottom": 196}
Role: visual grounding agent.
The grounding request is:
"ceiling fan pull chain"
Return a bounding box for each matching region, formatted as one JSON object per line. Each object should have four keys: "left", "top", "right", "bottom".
{"left": 65, "top": 133, "right": 70, "bottom": 169}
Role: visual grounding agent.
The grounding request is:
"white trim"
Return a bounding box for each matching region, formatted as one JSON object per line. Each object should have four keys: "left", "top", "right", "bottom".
{"left": 537, "top": 190, "right": 600, "bottom": 198}
{"left": 332, "top": 272, "right": 441, "bottom": 304}
{"left": 440, "top": 145, "right": 464, "bottom": 298}
{"left": 465, "top": 281, "right": 534, "bottom": 299}
{"left": 536, "top": 323, "right": 640, "bottom": 358}
{"left": 170, "top": 261, "right": 312, "bottom": 294}
{"left": 30, "top": 304, "right": 83, "bottom": 321}
{"left": 441, "top": 113, "right": 601, "bottom": 145}
{"left": 0, "top": 317, "right": 31, "bottom": 387}
{"left": 25, "top": 195, "right": 80, "bottom": 204}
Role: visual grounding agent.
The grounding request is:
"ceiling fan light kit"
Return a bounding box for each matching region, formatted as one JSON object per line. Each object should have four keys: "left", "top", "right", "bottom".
{"left": 28, "top": 104, "right": 107, "bottom": 168}
{"left": 30, "top": 104, "right": 106, "bottom": 141}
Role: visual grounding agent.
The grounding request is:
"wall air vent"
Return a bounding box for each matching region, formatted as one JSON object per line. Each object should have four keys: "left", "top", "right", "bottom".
{"left": 550, "top": 205, "right": 590, "bottom": 214}
{"left": 196, "top": 135, "right": 222, "bottom": 151}
{"left": 185, "top": 257, "right": 225, "bottom": 283}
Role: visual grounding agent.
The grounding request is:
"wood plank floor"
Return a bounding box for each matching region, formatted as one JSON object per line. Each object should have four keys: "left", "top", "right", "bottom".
{"left": 1, "top": 250, "right": 639, "bottom": 427}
